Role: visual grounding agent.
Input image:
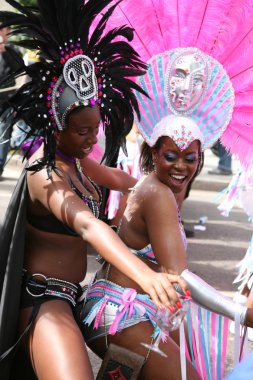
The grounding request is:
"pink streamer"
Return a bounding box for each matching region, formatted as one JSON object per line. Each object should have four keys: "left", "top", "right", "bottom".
{"left": 190, "top": 306, "right": 203, "bottom": 376}
{"left": 197, "top": 316, "right": 208, "bottom": 379}
{"left": 109, "top": 289, "right": 138, "bottom": 335}
{"left": 211, "top": 312, "right": 217, "bottom": 380}
{"left": 94, "top": 296, "right": 109, "bottom": 329}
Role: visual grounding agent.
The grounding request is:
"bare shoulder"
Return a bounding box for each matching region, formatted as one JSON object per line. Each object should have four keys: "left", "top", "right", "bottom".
{"left": 131, "top": 174, "right": 178, "bottom": 229}
{"left": 133, "top": 173, "right": 175, "bottom": 205}
{"left": 27, "top": 160, "right": 69, "bottom": 203}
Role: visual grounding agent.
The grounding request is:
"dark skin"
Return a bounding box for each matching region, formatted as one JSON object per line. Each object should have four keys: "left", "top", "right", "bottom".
{"left": 89, "top": 137, "right": 253, "bottom": 380}
{"left": 19, "top": 107, "right": 188, "bottom": 380}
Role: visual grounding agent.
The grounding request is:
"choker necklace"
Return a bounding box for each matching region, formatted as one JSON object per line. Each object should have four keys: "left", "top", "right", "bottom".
{"left": 56, "top": 148, "right": 76, "bottom": 164}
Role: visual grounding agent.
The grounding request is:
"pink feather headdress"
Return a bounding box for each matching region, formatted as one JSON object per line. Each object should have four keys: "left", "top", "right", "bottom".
{"left": 107, "top": 0, "right": 253, "bottom": 169}
{"left": 133, "top": 48, "right": 234, "bottom": 150}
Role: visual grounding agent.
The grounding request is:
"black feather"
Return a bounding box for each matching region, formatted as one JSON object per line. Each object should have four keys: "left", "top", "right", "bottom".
{"left": 0, "top": 0, "right": 148, "bottom": 170}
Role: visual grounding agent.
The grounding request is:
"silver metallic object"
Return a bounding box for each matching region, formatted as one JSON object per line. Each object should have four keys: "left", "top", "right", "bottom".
{"left": 181, "top": 269, "right": 247, "bottom": 325}
{"left": 63, "top": 55, "right": 98, "bottom": 101}
{"left": 166, "top": 48, "right": 209, "bottom": 114}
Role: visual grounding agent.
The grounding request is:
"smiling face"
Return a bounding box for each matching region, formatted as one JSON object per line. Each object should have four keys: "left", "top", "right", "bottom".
{"left": 152, "top": 137, "right": 200, "bottom": 194}
{"left": 57, "top": 105, "right": 101, "bottom": 159}
{"left": 168, "top": 52, "right": 207, "bottom": 112}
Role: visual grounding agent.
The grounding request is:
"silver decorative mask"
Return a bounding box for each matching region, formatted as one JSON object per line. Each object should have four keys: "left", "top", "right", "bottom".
{"left": 63, "top": 54, "right": 98, "bottom": 101}
{"left": 166, "top": 49, "right": 208, "bottom": 114}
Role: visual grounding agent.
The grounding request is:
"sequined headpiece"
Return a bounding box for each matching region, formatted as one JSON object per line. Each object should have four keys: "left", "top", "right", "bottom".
{"left": 0, "top": 0, "right": 147, "bottom": 171}
{"left": 134, "top": 48, "right": 234, "bottom": 150}
{"left": 153, "top": 115, "right": 204, "bottom": 151}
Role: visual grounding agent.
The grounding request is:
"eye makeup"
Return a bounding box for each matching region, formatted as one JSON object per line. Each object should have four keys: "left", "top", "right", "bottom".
{"left": 163, "top": 151, "right": 198, "bottom": 163}
{"left": 184, "top": 153, "right": 198, "bottom": 163}
{"left": 163, "top": 152, "right": 178, "bottom": 161}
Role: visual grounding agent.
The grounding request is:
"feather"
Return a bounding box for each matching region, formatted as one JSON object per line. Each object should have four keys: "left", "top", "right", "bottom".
{"left": 107, "top": 0, "right": 175, "bottom": 61}
{"left": 0, "top": 0, "right": 148, "bottom": 171}
{"left": 103, "top": 0, "right": 253, "bottom": 169}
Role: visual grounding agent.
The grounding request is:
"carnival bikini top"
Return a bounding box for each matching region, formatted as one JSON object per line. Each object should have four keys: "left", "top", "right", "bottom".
{"left": 130, "top": 210, "right": 187, "bottom": 263}
{"left": 27, "top": 177, "right": 102, "bottom": 237}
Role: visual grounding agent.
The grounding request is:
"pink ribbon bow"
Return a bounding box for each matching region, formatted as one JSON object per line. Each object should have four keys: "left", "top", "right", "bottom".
{"left": 109, "top": 288, "right": 141, "bottom": 335}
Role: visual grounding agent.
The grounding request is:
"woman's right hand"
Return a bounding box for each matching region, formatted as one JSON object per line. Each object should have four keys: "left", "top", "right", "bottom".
{"left": 139, "top": 271, "right": 191, "bottom": 311}
{"left": 77, "top": 217, "right": 191, "bottom": 311}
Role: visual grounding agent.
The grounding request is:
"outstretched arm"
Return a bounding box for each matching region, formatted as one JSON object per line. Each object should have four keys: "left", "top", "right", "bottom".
{"left": 28, "top": 167, "right": 188, "bottom": 311}
{"left": 80, "top": 156, "right": 137, "bottom": 192}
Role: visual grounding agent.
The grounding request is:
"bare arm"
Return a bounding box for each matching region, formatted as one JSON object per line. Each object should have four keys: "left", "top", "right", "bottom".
{"left": 27, "top": 168, "right": 188, "bottom": 309}
{"left": 140, "top": 178, "right": 253, "bottom": 326}
{"left": 143, "top": 181, "right": 187, "bottom": 274}
{"left": 80, "top": 156, "right": 137, "bottom": 192}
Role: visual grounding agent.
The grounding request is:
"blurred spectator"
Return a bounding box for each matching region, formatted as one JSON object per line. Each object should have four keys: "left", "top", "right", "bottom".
{"left": 208, "top": 139, "right": 232, "bottom": 175}
{"left": 10, "top": 119, "right": 30, "bottom": 150}
{"left": 105, "top": 123, "right": 142, "bottom": 228}
{"left": 0, "top": 26, "right": 22, "bottom": 178}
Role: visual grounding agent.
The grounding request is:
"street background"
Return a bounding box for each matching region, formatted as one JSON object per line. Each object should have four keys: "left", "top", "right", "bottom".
{"left": 0, "top": 149, "right": 252, "bottom": 378}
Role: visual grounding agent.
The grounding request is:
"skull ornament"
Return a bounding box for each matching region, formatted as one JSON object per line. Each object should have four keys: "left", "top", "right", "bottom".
{"left": 63, "top": 54, "right": 98, "bottom": 101}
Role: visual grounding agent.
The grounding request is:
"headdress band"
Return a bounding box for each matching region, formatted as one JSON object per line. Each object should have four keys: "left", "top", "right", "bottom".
{"left": 152, "top": 115, "right": 204, "bottom": 151}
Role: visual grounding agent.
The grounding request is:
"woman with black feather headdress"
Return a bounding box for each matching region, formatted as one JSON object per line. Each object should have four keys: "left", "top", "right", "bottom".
{"left": 0, "top": 1, "right": 189, "bottom": 378}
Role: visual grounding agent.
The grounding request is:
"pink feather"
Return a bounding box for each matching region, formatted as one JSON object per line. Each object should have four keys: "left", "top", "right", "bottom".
{"left": 102, "top": 0, "right": 253, "bottom": 169}
{"left": 88, "top": 143, "right": 103, "bottom": 162}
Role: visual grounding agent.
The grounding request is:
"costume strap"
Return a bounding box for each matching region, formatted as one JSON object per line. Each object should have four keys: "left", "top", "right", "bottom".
{"left": 0, "top": 303, "right": 40, "bottom": 362}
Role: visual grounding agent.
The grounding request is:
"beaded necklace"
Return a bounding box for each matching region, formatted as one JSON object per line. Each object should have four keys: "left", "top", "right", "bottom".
{"left": 56, "top": 149, "right": 102, "bottom": 218}
{"left": 56, "top": 148, "right": 94, "bottom": 193}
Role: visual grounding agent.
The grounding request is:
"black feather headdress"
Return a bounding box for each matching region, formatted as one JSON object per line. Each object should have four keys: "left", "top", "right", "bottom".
{"left": 0, "top": 0, "right": 148, "bottom": 172}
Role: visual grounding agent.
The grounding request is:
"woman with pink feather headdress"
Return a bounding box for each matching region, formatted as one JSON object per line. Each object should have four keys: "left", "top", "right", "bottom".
{"left": 104, "top": 0, "right": 253, "bottom": 172}
{"left": 80, "top": 1, "right": 253, "bottom": 379}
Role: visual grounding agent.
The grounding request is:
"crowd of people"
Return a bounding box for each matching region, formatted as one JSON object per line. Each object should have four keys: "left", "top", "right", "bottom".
{"left": 0, "top": 1, "right": 253, "bottom": 380}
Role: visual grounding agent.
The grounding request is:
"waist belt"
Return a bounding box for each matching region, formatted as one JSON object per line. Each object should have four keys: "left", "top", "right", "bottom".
{"left": 23, "top": 270, "right": 81, "bottom": 307}
{"left": 0, "top": 271, "right": 82, "bottom": 363}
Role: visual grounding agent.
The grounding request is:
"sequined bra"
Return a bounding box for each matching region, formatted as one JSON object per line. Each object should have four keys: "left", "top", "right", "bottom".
{"left": 70, "top": 177, "right": 102, "bottom": 219}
